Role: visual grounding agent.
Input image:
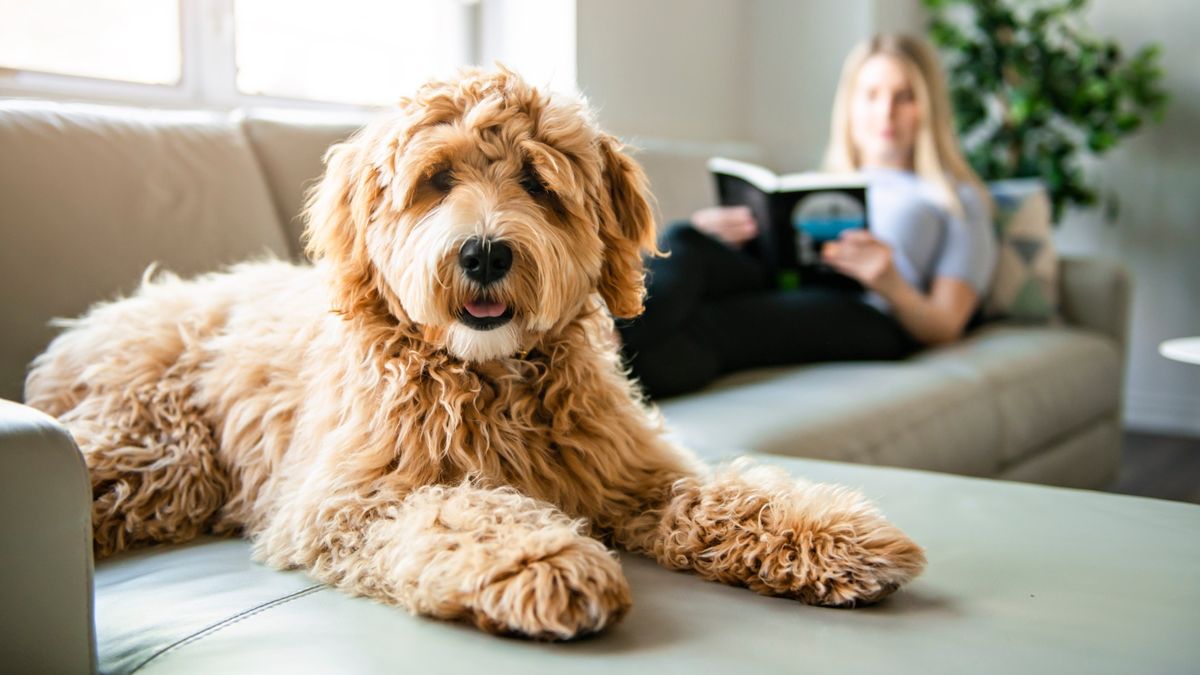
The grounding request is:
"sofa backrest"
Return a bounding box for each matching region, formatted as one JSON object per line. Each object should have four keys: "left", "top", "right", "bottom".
{"left": 0, "top": 99, "right": 1088, "bottom": 403}
{"left": 0, "top": 101, "right": 333, "bottom": 400}
{"left": 239, "top": 109, "right": 363, "bottom": 254}
{"left": 0, "top": 100, "right": 725, "bottom": 401}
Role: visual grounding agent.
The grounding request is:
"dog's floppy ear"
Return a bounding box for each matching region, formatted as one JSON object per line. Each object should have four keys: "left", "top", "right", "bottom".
{"left": 596, "top": 134, "right": 661, "bottom": 319}
{"left": 303, "top": 130, "right": 389, "bottom": 320}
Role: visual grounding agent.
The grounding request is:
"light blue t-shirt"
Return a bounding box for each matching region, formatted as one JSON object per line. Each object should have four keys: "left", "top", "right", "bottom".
{"left": 861, "top": 167, "right": 996, "bottom": 313}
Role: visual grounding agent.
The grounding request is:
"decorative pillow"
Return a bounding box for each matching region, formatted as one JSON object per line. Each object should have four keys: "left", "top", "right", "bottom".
{"left": 983, "top": 179, "right": 1059, "bottom": 322}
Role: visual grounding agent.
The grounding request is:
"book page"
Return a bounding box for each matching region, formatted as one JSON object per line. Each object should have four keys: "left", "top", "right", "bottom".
{"left": 777, "top": 172, "right": 867, "bottom": 192}
{"left": 706, "top": 157, "right": 779, "bottom": 193}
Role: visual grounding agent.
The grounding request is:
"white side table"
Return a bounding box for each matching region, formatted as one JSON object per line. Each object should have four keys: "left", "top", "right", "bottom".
{"left": 1159, "top": 337, "right": 1200, "bottom": 365}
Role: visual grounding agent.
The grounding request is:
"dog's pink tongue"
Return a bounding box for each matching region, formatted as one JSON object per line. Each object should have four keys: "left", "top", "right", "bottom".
{"left": 465, "top": 300, "right": 508, "bottom": 318}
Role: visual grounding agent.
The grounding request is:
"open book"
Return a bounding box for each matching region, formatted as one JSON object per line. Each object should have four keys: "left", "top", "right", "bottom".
{"left": 708, "top": 157, "right": 869, "bottom": 290}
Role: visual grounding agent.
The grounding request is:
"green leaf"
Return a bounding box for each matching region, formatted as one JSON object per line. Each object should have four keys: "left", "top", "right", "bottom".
{"left": 1086, "top": 79, "right": 1111, "bottom": 102}
{"left": 1087, "top": 130, "right": 1117, "bottom": 152}
{"left": 1116, "top": 113, "right": 1141, "bottom": 133}
{"left": 923, "top": 0, "right": 1169, "bottom": 221}
{"left": 1009, "top": 92, "right": 1033, "bottom": 124}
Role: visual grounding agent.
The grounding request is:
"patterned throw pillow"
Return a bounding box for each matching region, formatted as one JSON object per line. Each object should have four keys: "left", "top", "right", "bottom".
{"left": 983, "top": 179, "right": 1059, "bottom": 322}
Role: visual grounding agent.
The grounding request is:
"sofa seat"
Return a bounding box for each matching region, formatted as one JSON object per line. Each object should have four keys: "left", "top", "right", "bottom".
{"left": 658, "top": 323, "right": 1121, "bottom": 484}
{"left": 93, "top": 456, "right": 1200, "bottom": 675}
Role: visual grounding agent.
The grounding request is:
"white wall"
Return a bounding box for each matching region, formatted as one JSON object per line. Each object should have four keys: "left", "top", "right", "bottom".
{"left": 1054, "top": 0, "right": 1200, "bottom": 435}
{"left": 747, "top": 0, "right": 869, "bottom": 169}
{"left": 576, "top": 0, "right": 924, "bottom": 162}
{"left": 575, "top": 0, "right": 1199, "bottom": 436}
{"left": 480, "top": 0, "right": 577, "bottom": 96}
{"left": 746, "top": 0, "right": 924, "bottom": 168}
{"left": 575, "top": 0, "right": 749, "bottom": 143}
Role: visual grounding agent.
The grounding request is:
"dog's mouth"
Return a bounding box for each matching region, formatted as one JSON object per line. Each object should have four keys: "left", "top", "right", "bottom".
{"left": 459, "top": 298, "right": 514, "bottom": 330}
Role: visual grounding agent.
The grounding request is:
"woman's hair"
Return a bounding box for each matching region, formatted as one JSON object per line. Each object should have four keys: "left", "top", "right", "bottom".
{"left": 822, "top": 33, "right": 990, "bottom": 218}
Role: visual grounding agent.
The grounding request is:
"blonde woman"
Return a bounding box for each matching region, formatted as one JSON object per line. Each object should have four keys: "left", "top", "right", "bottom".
{"left": 619, "top": 33, "right": 996, "bottom": 398}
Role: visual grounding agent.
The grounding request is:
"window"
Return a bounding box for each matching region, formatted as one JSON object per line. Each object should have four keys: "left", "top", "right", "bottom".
{"left": 233, "top": 0, "right": 471, "bottom": 106}
{"left": 480, "top": 0, "right": 575, "bottom": 99}
{"left": 0, "top": 0, "right": 181, "bottom": 85}
{"left": 0, "top": 0, "right": 575, "bottom": 110}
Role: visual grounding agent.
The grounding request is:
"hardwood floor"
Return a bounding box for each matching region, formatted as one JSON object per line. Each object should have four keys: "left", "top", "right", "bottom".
{"left": 1107, "top": 431, "right": 1200, "bottom": 504}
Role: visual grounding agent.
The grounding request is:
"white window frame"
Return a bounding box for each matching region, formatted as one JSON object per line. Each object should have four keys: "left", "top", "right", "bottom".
{"left": 0, "top": 0, "right": 494, "bottom": 112}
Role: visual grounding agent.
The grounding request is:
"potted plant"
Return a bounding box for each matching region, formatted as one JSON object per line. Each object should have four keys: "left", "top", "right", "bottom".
{"left": 922, "top": 0, "right": 1168, "bottom": 222}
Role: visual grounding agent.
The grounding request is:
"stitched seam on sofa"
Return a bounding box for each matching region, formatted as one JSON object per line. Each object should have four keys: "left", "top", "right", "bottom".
{"left": 129, "top": 583, "right": 326, "bottom": 674}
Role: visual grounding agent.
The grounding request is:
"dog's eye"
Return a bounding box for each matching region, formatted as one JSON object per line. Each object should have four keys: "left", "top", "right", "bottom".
{"left": 429, "top": 169, "right": 455, "bottom": 192}
{"left": 520, "top": 168, "right": 548, "bottom": 197}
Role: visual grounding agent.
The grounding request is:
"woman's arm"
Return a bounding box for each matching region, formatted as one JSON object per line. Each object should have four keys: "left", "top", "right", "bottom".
{"left": 875, "top": 274, "right": 979, "bottom": 345}
{"left": 822, "top": 230, "right": 978, "bottom": 346}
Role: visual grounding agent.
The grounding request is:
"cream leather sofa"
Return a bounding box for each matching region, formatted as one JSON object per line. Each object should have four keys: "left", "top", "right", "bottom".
{"left": 0, "top": 100, "right": 1128, "bottom": 487}
{"left": 2, "top": 101, "right": 1179, "bottom": 675}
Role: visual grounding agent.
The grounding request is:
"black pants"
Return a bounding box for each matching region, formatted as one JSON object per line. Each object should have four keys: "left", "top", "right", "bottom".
{"left": 618, "top": 223, "right": 917, "bottom": 399}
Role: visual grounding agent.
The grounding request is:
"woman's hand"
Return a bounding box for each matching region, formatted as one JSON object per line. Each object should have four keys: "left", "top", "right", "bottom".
{"left": 821, "top": 229, "right": 902, "bottom": 293}
{"left": 691, "top": 206, "right": 758, "bottom": 248}
{"left": 824, "top": 229, "right": 980, "bottom": 346}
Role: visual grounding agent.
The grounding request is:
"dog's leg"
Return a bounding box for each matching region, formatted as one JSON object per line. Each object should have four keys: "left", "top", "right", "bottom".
{"left": 259, "top": 481, "right": 631, "bottom": 640}
{"left": 44, "top": 367, "right": 231, "bottom": 558}
{"left": 612, "top": 457, "right": 926, "bottom": 607}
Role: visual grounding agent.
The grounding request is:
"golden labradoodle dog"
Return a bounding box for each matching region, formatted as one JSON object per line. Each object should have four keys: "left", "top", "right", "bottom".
{"left": 26, "top": 67, "right": 925, "bottom": 639}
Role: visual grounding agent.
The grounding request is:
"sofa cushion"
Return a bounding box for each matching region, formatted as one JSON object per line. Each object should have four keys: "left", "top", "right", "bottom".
{"left": 0, "top": 101, "right": 290, "bottom": 401}
{"left": 93, "top": 457, "right": 1200, "bottom": 674}
{"left": 917, "top": 323, "right": 1121, "bottom": 466}
{"left": 998, "top": 416, "right": 1122, "bottom": 488}
{"left": 656, "top": 324, "right": 1120, "bottom": 477}
{"left": 239, "top": 110, "right": 365, "bottom": 255}
{"left": 657, "top": 358, "right": 999, "bottom": 477}
{"left": 983, "top": 179, "right": 1060, "bottom": 322}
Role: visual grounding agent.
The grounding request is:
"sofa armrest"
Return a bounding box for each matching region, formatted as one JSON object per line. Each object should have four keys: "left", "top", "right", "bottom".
{"left": 1058, "top": 256, "right": 1131, "bottom": 353}
{"left": 0, "top": 399, "right": 97, "bottom": 674}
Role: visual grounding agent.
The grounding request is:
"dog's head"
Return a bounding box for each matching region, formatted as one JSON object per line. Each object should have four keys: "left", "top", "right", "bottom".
{"left": 304, "top": 66, "right": 658, "bottom": 362}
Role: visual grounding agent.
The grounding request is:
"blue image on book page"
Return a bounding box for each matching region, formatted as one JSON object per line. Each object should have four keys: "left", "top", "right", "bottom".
{"left": 791, "top": 192, "right": 866, "bottom": 242}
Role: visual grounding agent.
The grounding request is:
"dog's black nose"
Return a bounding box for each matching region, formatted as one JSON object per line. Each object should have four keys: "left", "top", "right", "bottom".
{"left": 458, "top": 237, "right": 512, "bottom": 285}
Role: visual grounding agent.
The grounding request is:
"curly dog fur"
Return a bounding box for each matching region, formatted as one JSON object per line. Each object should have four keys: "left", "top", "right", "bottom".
{"left": 25, "top": 67, "right": 925, "bottom": 639}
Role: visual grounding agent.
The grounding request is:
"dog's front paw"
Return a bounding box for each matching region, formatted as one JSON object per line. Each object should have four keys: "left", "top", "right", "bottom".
{"left": 472, "top": 537, "right": 632, "bottom": 640}
{"left": 662, "top": 466, "right": 926, "bottom": 607}
{"left": 754, "top": 484, "right": 927, "bottom": 607}
{"left": 790, "top": 514, "right": 926, "bottom": 608}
